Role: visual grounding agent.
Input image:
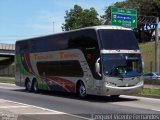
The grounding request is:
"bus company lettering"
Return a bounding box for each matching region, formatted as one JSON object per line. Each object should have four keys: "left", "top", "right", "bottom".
{"left": 32, "top": 54, "right": 53, "bottom": 60}
{"left": 59, "top": 52, "right": 79, "bottom": 59}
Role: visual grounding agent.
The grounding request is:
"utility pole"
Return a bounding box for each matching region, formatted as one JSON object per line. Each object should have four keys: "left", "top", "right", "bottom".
{"left": 155, "top": 17, "right": 159, "bottom": 73}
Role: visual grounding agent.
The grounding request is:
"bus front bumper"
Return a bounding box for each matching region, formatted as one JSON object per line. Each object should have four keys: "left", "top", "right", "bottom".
{"left": 104, "top": 83, "right": 143, "bottom": 96}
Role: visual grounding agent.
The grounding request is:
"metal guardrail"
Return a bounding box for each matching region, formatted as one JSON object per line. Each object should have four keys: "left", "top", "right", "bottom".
{"left": 0, "top": 43, "right": 15, "bottom": 50}
{"left": 0, "top": 43, "right": 15, "bottom": 56}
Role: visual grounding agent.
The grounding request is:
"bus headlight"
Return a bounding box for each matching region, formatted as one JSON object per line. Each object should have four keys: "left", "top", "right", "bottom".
{"left": 105, "top": 82, "right": 117, "bottom": 87}
{"left": 105, "top": 82, "right": 110, "bottom": 87}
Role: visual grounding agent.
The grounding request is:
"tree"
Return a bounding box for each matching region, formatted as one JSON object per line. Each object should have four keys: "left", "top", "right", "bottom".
{"left": 62, "top": 5, "right": 102, "bottom": 31}
{"left": 103, "top": 0, "right": 160, "bottom": 42}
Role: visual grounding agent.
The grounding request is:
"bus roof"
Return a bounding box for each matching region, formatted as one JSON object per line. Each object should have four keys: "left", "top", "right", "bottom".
{"left": 81, "top": 25, "right": 132, "bottom": 31}
{"left": 16, "top": 25, "right": 132, "bottom": 43}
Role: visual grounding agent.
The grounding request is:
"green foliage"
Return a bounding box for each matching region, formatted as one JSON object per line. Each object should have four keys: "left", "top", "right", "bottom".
{"left": 139, "top": 42, "right": 155, "bottom": 73}
{"left": 0, "top": 78, "right": 15, "bottom": 84}
{"left": 62, "top": 5, "right": 102, "bottom": 31}
{"left": 104, "top": 0, "right": 160, "bottom": 21}
{"left": 142, "top": 88, "right": 160, "bottom": 96}
{"left": 139, "top": 41, "right": 160, "bottom": 73}
{"left": 0, "top": 57, "right": 8, "bottom": 60}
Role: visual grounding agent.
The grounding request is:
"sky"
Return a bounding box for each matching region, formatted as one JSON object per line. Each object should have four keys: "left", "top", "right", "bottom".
{"left": 0, "top": 0, "right": 124, "bottom": 44}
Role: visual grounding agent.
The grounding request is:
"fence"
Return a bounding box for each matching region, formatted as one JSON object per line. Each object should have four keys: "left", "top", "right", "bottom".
{"left": 0, "top": 65, "right": 15, "bottom": 77}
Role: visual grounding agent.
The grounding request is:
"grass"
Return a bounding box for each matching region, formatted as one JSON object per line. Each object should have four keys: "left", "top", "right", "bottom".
{"left": 0, "top": 77, "right": 15, "bottom": 84}
{"left": 0, "top": 57, "right": 9, "bottom": 60}
{"left": 139, "top": 41, "right": 160, "bottom": 73}
{"left": 142, "top": 88, "right": 160, "bottom": 96}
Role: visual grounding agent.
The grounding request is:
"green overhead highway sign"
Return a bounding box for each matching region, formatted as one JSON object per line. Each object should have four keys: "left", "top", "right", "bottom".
{"left": 111, "top": 7, "right": 137, "bottom": 29}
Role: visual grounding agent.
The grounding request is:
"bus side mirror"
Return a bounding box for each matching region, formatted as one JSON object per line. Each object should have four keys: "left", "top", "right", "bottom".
{"left": 95, "top": 58, "right": 101, "bottom": 77}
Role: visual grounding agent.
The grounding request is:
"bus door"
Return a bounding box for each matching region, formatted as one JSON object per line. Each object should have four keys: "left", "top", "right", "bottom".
{"left": 85, "top": 52, "right": 102, "bottom": 94}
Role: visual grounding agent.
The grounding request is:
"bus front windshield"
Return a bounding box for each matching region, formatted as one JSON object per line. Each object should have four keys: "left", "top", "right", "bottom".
{"left": 102, "top": 54, "right": 142, "bottom": 78}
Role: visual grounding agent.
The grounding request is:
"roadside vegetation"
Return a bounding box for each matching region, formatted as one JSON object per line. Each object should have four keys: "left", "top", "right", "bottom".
{"left": 139, "top": 41, "right": 160, "bottom": 73}
{"left": 0, "top": 77, "right": 15, "bottom": 84}
{"left": 142, "top": 88, "right": 160, "bottom": 96}
{"left": 0, "top": 57, "right": 9, "bottom": 60}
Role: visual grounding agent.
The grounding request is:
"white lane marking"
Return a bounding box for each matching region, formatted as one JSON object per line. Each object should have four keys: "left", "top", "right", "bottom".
{"left": 151, "top": 109, "right": 160, "bottom": 112}
{"left": 21, "top": 112, "right": 66, "bottom": 115}
{"left": 0, "top": 99, "right": 64, "bottom": 114}
{"left": 0, "top": 99, "right": 90, "bottom": 120}
{"left": 0, "top": 106, "right": 29, "bottom": 109}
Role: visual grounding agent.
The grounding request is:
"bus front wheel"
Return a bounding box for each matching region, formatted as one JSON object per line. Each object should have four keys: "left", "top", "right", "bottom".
{"left": 77, "top": 81, "right": 86, "bottom": 98}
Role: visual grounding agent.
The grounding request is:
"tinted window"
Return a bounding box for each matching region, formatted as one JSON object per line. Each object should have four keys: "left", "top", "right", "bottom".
{"left": 68, "top": 29, "right": 98, "bottom": 49}
{"left": 98, "top": 29, "right": 139, "bottom": 50}
{"left": 37, "top": 60, "right": 83, "bottom": 77}
{"left": 68, "top": 29, "right": 101, "bottom": 79}
{"left": 16, "top": 29, "right": 99, "bottom": 53}
{"left": 16, "top": 41, "right": 29, "bottom": 54}
{"left": 102, "top": 54, "right": 142, "bottom": 77}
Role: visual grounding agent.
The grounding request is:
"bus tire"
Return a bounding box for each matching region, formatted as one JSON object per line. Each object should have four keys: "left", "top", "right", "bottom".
{"left": 77, "top": 81, "right": 86, "bottom": 98}
{"left": 33, "top": 79, "right": 39, "bottom": 93}
{"left": 110, "top": 95, "right": 120, "bottom": 99}
{"left": 25, "top": 79, "right": 32, "bottom": 92}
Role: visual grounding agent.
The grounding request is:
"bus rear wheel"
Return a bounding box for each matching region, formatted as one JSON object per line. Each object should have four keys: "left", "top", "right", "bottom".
{"left": 25, "top": 79, "right": 32, "bottom": 92}
{"left": 77, "top": 81, "right": 86, "bottom": 98}
{"left": 33, "top": 79, "right": 39, "bottom": 93}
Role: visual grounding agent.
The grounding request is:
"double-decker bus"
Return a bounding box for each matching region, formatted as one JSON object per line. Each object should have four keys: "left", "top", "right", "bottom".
{"left": 15, "top": 25, "right": 143, "bottom": 98}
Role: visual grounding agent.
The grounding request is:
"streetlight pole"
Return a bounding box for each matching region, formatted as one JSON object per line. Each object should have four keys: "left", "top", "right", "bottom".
{"left": 155, "top": 17, "right": 159, "bottom": 73}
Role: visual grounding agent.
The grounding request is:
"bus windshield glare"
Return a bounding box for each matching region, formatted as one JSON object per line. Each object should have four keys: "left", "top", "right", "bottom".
{"left": 98, "top": 29, "right": 139, "bottom": 50}
{"left": 102, "top": 54, "right": 142, "bottom": 78}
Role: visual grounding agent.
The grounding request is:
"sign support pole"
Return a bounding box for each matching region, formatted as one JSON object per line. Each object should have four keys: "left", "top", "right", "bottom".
{"left": 155, "top": 17, "right": 159, "bottom": 73}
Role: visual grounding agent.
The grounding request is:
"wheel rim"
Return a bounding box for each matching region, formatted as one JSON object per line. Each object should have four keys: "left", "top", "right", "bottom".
{"left": 79, "top": 83, "right": 86, "bottom": 97}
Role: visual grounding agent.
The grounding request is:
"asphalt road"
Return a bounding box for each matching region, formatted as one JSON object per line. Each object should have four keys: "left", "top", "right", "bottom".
{"left": 0, "top": 83, "right": 160, "bottom": 120}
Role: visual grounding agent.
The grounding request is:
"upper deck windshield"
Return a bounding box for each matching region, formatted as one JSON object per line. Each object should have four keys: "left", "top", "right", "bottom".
{"left": 98, "top": 29, "right": 139, "bottom": 50}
